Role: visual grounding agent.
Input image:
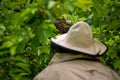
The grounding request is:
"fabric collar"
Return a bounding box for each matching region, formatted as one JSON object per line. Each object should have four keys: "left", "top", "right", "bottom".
{"left": 49, "top": 53, "right": 99, "bottom": 65}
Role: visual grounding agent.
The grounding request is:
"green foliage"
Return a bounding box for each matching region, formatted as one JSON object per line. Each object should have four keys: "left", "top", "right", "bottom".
{"left": 0, "top": 0, "right": 56, "bottom": 79}
{"left": 0, "top": 0, "right": 120, "bottom": 80}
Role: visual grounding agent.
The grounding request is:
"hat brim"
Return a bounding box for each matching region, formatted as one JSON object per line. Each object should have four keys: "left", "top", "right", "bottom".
{"left": 51, "top": 34, "right": 107, "bottom": 56}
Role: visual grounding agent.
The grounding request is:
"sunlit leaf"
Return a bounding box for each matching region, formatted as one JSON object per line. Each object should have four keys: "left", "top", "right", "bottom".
{"left": 0, "top": 24, "right": 6, "bottom": 35}
{"left": 75, "top": 0, "right": 93, "bottom": 10}
{"left": 48, "top": 0, "right": 56, "bottom": 9}
{"left": 1, "top": 41, "right": 15, "bottom": 48}
{"left": 10, "top": 46, "right": 17, "bottom": 56}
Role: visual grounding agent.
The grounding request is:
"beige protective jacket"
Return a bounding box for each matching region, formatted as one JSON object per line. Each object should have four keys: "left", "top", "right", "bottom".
{"left": 34, "top": 53, "right": 120, "bottom": 80}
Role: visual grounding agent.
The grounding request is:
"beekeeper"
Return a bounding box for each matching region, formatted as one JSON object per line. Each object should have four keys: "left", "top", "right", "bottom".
{"left": 34, "top": 21, "right": 120, "bottom": 80}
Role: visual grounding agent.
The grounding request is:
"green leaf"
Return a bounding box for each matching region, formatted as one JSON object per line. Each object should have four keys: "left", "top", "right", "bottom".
{"left": 45, "top": 10, "right": 54, "bottom": 20}
{"left": 75, "top": 0, "right": 93, "bottom": 11}
{"left": 16, "top": 39, "right": 26, "bottom": 53}
{"left": 1, "top": 41, "right": 14, "bottom": 48}
{"left": 26, "top": 27, "right": 35, "bottom": 38}
{"left": 12, "top": 13, "right": 23, "bottom": 25}
{"left": 114, "top": 60, "right": 120, "bottom": 69}
{"left": 16, "top": 62, "right": 30, "bottom": 73}
{"left": 10, "top": 46, "right": 17, "bottom": 56}
{"left": 15, "top": 56, "right": 29, "bottom": 63}
{"left": 48, "top": 0, "right": 56, "bottom": 9}
{"left": 0, "top": 57, "right": 10, "bottom": 64}
{"left": 0, "top": 35, "right": 23, "bottom": 49}
{"left": 106, "top": 39, "right": 115, "bottom": 46}
{"left": 36, "top": 24, "right": 48, "bottom": 43}
{"left": 64, "top": 0, "right": 74, "bottom": 12}
{"left": 92, "top": 0, "right": 105, "bottom": 18}
{"left": 19, "top": 72, "right": 28, "bottom": 76}
{"left": 79, "top": 17, "right": 87, "bottom": 21}
{"left": 0, "top": 24, "right": 6, "bottom": 35}
{"left": 31, "top": 35, "right": 39, "bottom": 50}
{"left": 39, "top": 46, "right": 50, "bottom": 54}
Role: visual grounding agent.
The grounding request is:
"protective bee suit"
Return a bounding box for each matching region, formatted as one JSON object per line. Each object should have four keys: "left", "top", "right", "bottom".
{"left": 34, "top": 22, "right": 120, "bottom": 80}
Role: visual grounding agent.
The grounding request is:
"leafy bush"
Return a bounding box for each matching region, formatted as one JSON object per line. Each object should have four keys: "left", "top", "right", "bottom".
{"left": 0, "top": 0, "right": 120, "bottom": 80}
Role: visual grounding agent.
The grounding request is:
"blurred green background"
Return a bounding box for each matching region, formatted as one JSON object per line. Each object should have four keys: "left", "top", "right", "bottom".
{"left": 0, "top": 0, "right": 120, "bottom": 80}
